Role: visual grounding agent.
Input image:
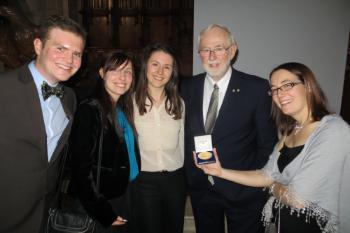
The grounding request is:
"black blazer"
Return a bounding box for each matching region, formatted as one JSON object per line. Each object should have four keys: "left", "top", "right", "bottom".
{"left": 70, "top": 99, "right": 141, "bottom": 227}
{"left": 181, "top": 68, "right": 278, "bottom": 202}
{"left": 0, "top": 65, "right": 76, "bottom": 233}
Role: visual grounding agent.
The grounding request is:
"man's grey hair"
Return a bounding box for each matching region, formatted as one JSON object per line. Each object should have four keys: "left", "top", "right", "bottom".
{"left": 197, "top": 24, "right": 237, "bottom": 49}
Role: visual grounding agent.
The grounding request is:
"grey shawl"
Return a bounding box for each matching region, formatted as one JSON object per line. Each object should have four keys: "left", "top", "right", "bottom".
{"left": 261, "top": 115, "right": 350, "bottom": 233}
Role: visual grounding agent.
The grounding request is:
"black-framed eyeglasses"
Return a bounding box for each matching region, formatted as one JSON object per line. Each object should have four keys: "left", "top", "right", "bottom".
{"left": 268, "top": 81, "right": 304, "bottom": 96}
{"left": 198, "top": 46, "right": 231, "bottom": 57}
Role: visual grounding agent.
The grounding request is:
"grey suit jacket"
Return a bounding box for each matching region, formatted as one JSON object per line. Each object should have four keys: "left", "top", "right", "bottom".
{"left": 0, "top": 64, "right": 76, "bottom": 233}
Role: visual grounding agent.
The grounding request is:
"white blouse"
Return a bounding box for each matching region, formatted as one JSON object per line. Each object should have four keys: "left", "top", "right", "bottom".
{"left": 133, "top": 97, "right": 184, "bottom": 172}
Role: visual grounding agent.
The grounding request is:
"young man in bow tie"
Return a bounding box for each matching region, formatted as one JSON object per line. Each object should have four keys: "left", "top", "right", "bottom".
{"left": 0, "top": 15, "right": 86, "bottom": 233}
{"left": 181, "top": 24, "right": 277, "bottom": 233}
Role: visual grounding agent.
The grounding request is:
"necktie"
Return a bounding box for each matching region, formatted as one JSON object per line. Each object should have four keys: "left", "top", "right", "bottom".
{"left": 41, "top": 82, "right": 64, "bottom": 100}
{"left": 205, "top": 84, "right": 219, "bottom": 134}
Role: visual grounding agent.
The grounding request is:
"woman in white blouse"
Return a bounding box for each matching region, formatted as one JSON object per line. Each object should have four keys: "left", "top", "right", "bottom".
{"left": 132, "top": 43, "right": 186, "bottom": 233}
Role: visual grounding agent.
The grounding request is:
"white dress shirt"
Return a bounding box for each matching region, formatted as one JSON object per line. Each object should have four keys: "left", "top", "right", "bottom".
{"left": 202, "top": 67, "right": 232, "bottom": 123}
{"left": 29, "top": 61, "right": 68, "bottom": 161}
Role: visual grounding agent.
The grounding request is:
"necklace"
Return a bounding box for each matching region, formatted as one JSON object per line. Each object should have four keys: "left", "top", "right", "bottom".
{"left": 294, "top": 123, "right": 304, "bottom": 135}
{"left": 294, "top": 119, "right": 310, "bottom": 135}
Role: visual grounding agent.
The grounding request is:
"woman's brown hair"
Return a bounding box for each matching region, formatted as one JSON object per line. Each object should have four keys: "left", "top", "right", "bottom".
{"left": 269, "top": 62, "right": 330, "bottom": 135}
{"left": 135, "top": 43, "right": 183, "bottom": 119}
{"left": 95, "top": 51, "right": 135, "bottom": 127}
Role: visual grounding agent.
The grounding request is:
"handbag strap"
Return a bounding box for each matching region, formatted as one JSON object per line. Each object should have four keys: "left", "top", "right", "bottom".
{"left": 55, "top": 99, "right": 104, "bottom": 204}
{"left": 56, "top": 142, "right": 70, "bottom": 201}
{"left": 95, "top": 100, "right": 103, "bottom": 191}
{"left": 85, "top": 99, "right": 103, "bottom": 192}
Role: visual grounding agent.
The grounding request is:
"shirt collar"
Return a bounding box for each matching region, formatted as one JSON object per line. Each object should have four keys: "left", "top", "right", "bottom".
{"left": 205, "top": 66, "right": 232, "bottom": 90}
{"left": 28, "top": 61, "right": 58, "bottom": 93}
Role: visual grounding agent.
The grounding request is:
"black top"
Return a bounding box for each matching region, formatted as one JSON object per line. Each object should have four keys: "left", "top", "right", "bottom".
{"left": 275, "top": 143, "right": 323, "bottom": 233}
{"left": 278, "top": 144, "right": 304, "bottom": 172}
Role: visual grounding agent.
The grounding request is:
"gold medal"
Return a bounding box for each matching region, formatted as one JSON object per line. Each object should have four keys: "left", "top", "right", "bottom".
{"left": 198, "top": 151, "right": 212, "bottom": 160}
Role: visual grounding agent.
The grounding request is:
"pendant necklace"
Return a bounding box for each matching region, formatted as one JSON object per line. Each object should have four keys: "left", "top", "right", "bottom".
{"left": 294, "top": 123, "right": 304, "bottom": 135}
{"left": 294, "top": 119, "right": 309, "bottom": 135}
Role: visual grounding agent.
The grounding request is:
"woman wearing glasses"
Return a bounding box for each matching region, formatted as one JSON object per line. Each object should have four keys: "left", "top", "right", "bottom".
{"left": 196, "top": 62, "right": 350, "bottom": 233}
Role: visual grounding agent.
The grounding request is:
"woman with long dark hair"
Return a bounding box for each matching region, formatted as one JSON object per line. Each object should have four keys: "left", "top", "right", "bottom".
{"left": 196, "top": 62, "right": 350, "bottom": 233}
{"left": 70, "top": 51, "right": 140, "bottom": 232}
{"left": 132, "top": 43, "right": 186, "bottom": 233}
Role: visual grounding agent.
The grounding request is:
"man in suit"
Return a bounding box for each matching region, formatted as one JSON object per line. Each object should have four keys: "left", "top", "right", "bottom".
{"left": 181, "top": 24, "right": 277, "bottom": 233}
{"left": 0, "top": 15, "right": 86, "bottom": 233}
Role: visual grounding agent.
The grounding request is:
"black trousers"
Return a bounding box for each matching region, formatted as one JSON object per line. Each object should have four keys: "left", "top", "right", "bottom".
{"left": 190, "top": 189, "right": 266, "bottom": 233}
{"left": 130, "top": 168, "right": 187, "bottom": 233}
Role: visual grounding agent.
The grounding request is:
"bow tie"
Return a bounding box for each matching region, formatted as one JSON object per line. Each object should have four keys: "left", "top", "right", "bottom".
{"left": 41, "top": 82, "right": 64, "bottom": 100}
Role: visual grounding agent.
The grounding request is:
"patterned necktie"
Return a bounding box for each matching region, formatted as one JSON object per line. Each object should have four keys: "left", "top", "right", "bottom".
{"left": 41, "top": 82, "right": 64, "bottom": 100}
{"left": 205, "top": 84, "right": 219, "bottom": 134}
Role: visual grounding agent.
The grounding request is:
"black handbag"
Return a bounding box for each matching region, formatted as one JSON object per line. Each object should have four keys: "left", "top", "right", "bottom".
{"left": 47, "top": 101, "right": 104, "bottom": 233}
{"left": 46, "top": 208, "right": 96, "bottom": 233}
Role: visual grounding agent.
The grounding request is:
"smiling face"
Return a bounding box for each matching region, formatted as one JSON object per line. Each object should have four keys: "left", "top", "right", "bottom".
{"left": 270, "top": 69, "right": 309, "bottom": 121}
{"left": 34, "top": 28, "right": 84, "bottom": 84}
{"left": 198, "top": 27, "right": 237, "bottom": 81}
{"left": 146, "top": 51, "right": 174, "bottom": 91}
{"left": 101, "top": 61, "right": 133, "bottom": 103}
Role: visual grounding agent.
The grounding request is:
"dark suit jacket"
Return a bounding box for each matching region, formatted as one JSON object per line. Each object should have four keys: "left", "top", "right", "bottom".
{"left": 181, "top": 68, "right": 277, "bottom": 202}
{"left": 0, "top": 65, "right": 76, "bottom": 233}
